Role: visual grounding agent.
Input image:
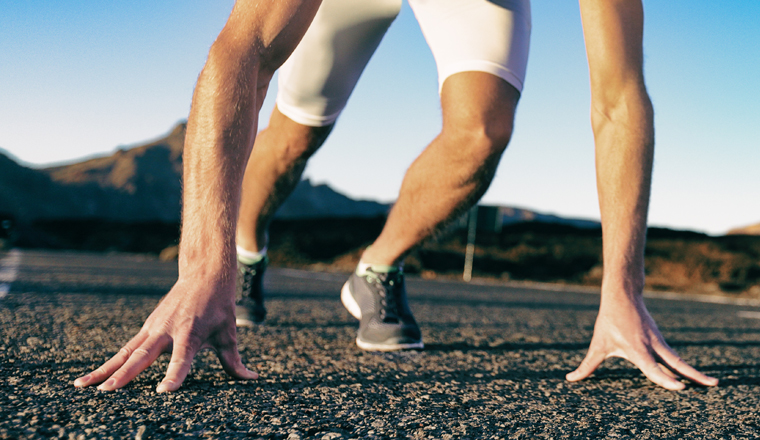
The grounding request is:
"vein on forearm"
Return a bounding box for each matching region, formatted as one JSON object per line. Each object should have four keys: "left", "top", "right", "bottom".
{"left": 179, "top": 48, "right": 262, "bottom": 274}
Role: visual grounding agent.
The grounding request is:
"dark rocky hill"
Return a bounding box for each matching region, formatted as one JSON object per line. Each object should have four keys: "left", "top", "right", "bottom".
{"left": 42, "top": 123, "right": 186, "bottom": 222}
{"left": 0, "top": 123, "right": 389, "bottom": 224}
{"left": 0, "top": 126, "right": 185, "bottom": 223}
{"left": 2, "top": 123, "right": 758, "bottom": 296}
{"left": 0, "top": 122, "right": 609, "bottom": 227}
{"left": 728, "top": 222, "right": 760, "bottom": 236}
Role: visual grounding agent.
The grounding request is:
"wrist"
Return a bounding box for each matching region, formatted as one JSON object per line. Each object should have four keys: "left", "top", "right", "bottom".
{"left": 600, "top": 286, "right": 646, "bottom": 318}
{"left": 177, "top": 242, "right": 236, "bottom": 283}
{"left": 600, "top": 268, "right": 645, "bottom": 301}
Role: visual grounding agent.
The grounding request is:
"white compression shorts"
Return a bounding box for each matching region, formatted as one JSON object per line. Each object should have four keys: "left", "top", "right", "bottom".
{"left": 276, "top": 0, "right": 531, "bottom": 127}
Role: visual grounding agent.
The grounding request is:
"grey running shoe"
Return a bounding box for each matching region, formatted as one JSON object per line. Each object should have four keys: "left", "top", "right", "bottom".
{"left": 236, "top": 256, "right": 267, "bottom": 327}
{"left": 341, "top": 268, "right": 423, "bottom": 351}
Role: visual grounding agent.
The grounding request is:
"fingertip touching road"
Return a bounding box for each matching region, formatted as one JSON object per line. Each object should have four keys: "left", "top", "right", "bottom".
{"left": 2, "top": 249, "right": 760, "bottom": 438}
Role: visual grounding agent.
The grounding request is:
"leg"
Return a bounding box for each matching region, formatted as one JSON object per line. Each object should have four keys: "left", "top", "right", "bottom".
{"left": 340, "top": 72, "right": 518, "bottom": 351}
{"left": 361, "top": 0, "right": 530, "bottom": 265}
{"left": 233, "top": 0, "right": 400, "bottom": 326}
{"left": 236, "top": 0, "right": 401, "bottom": 253}
{"left": 361, "top": 71, "right": 519, "bottom": 265}
{"left": 236, "top": 106, "right": 333, "bottom": 252}
{"left": 234, "top": 106, "right": 331, "bottom": 326}
{"left": 341, "top": 0, "right": 529, "bottom": 351}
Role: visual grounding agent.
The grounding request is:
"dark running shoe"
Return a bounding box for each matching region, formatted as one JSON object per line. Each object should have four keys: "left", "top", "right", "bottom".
{"left": 341, "top": 268, "right": 423, "bottom": 351}
{"left": 235, "top": 256, "right": 267, "bottom": 327}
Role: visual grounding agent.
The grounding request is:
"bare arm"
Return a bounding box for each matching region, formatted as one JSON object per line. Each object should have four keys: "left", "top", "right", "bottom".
{"left": 74, "top": 0, "right": 322, "bottom": 393}
{"left": 566, "top": 0, "right": 717, "bottom": 389}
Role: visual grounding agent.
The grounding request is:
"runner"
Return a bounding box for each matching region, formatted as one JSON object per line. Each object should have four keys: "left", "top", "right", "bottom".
{"left": 74, "top": 0, "right": 718, "bottom": 393}
{"left": 235, "top": 0, "right": 530, "bottom": 354}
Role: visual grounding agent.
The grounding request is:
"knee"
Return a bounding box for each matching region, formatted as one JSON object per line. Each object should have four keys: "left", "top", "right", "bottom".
{"left": 443, "top": 116, "right": 514, "bottom": 163}
{"left": 439, "top": 72, "right": 519, "bottom": 162}
{"left": 480, "top": 117, "right": 515, "bottom": 153}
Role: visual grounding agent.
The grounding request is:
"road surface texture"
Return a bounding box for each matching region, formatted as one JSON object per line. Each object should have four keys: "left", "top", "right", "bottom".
{"left": 3, "top": 249, "right": 760, "bottom": 439}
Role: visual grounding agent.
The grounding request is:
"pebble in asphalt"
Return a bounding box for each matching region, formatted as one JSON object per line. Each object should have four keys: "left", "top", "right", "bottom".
{"left": 2, "top": 250, "right": 760, "bottom": 438}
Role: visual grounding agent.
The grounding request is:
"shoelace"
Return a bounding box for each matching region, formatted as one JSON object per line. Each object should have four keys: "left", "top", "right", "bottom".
{"left": 366, "top": 271, "right": 402, "bottom": 323}
{"left": 238, "top": 259, "right": 265, "bottom": 299}
{"left": 239, "top": 265, "right": 257, "bottom": 294}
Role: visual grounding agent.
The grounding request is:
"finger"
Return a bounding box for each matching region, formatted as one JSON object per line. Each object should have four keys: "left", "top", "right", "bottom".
{"left": 74, "top": 332, "right": 149, "bottom": 388}
{"left": 97, "top": 335, "right": 169, "bottom": 391}
{"left": 655, "top": 344, "right": 719, "bottom": 387}
{"left": 631, "top": 354, "right": 686, "bottom": 391}
{"left": 566, "top": 348, "right": 605, "bottom": 382}
{"left": 156, "top": 342, "right": 199, "bottom": 393}
{"left": 657, "top": 362, "right": 679, "bottom": 380}
{"left": 215, "top": 337, "right": 259, "bottom": 381}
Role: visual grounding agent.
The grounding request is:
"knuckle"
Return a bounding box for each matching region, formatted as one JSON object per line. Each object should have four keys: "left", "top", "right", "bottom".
{"left": 133, "top": 347, "right": 151, "bottom": 357}
{"left": 157, "top": 319, "right": 174, "bottom": 335}
{"left": 169, "top": 358, "right": 193, "bottom": 368}
{"left": 174, "top": 335, "right": 201, "bottom": 353}
{"left": 215, "top": 337, "right": 237, "bottom": 351}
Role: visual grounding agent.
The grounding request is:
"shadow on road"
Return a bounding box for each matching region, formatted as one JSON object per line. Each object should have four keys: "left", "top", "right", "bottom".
{"left": 425, "top": 341, "right": 589, "bottom": 353}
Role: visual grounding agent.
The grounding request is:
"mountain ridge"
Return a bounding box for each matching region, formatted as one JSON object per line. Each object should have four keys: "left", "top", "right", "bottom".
{"left": 0, "top": 123, "right": 390, "bottom": 223}
{"left": 2, "top": 122, "right": 754, "bottom": 235}
{"left": 728, "top": 222, "right": 760, "bottom": 236}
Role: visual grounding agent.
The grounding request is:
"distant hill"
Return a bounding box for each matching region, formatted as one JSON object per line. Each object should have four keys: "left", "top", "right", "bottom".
{"left": 498, "top": 206, "right": 600, "bottom": 229}
{"left": 2, "top": 122, "right": 604, "bottom": 226}
{"left": 43, "top": 123, "right": 186, "bottom": 222}
{"left": 0, "top": 126, "right": 185, "bottom": 223}
{"left": 728, "top": 222, "right": 760, "bottom": 236}
{"left": 0, "top": 147, "right": 110, "bottom": 221}
{"left": 4, "top": 125, "right": 758, "bottom": 295}
{"left": 0, "top": 123, "right": 389, "bottom": 223}
{"left": 0, "top": 121, "right": 643, "bottom": 235}
{"left": 276, "top": 180, "right": 389, "bottom": 219}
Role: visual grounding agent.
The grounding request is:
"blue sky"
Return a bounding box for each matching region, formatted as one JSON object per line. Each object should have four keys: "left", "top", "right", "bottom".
{"left": 1, "top": 1, "right": 758, "bottom": 235}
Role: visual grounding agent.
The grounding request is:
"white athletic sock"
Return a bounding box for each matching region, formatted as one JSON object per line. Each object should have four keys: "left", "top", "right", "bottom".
{"left": 356, "top": 260, "right": 401, "bottom": 275}
{"left": 236, "top": 245, "right": 267, "bottom": 265}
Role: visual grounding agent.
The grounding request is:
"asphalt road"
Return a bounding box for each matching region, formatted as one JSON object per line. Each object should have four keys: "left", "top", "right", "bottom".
{"left": 3, "top": 249, "right": 760, "bottom": 439}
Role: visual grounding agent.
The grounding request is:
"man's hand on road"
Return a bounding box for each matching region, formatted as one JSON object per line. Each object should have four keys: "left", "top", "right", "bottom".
{"left": 73, "top": 277, "right": 258, "bottom": 392}
{"left": 566, "top": 294, "right": 719, "bottom": 390}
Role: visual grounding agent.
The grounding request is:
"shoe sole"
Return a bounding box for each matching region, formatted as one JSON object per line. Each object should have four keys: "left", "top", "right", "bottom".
{"left": 341, "top": 281, "right": 424, "bottom": 351}
{"left": 341, "top": 281, "right": 363, "bottom": 320}
{"left": 355, "top": 338, "right": 424, "bottom": 351}
{"left": 236, "top": 318, "right": 264, "bottom": 328}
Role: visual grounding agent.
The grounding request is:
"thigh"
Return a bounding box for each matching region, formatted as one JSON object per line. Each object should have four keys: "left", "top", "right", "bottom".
{"left": 409, "top": 0, "right": 531, "bottom": 94}
{"left": 276, "top": 0, "right": 402, "bottom": 127}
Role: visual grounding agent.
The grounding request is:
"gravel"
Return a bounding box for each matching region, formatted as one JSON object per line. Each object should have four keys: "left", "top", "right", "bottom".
{"left": 2, "top": 250, "right": 760, "bottom": 438}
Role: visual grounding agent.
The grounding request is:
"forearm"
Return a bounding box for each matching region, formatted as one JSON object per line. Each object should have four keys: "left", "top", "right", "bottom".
{"left": 178, "top": 0, "right": 322, "bottom": 281}
{"left": 580, "top": 0, "right": 654, "bottom": 299}
{"left": 593, "top": 90, "right": 654, "bottom": 297}
{"left": 73, "top": 0, "right": 324, "bottom": 394}
{"left": 178, "top": 46, "right": 263, "bottom": 281}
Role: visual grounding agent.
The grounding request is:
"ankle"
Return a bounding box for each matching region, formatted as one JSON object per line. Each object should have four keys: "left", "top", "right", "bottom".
{"left": 236, "top": 245, "right": 267, "bottom": 265}
{"left": 360, "top": 246, "right": 402, "bottom": 269}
